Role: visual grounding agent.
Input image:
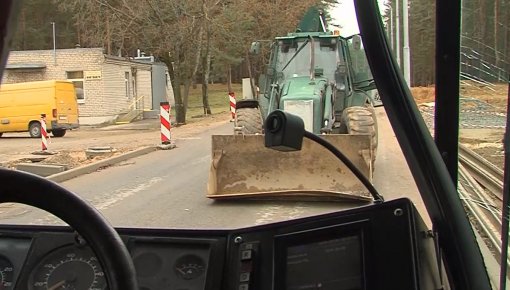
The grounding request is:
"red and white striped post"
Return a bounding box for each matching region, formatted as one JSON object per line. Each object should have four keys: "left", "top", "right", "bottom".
{"left": 229, "top": 92, "right": 236, "bottom": 120}
{"left": 40, "top": 114, "right": 49, "bottom": 151}
{"left": 160, "top": 102, "right": 171, "bottom": 144}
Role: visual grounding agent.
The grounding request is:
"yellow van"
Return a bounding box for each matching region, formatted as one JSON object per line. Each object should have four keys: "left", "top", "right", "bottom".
{"left": 0, "top": 80, "right": 79, "bottom": 137}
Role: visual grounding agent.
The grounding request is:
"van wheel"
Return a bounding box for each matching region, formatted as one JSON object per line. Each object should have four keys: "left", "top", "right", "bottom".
{"left": 52, "top": 129, "right": 66, "bottom": 137}
{"left": 29, "top": 122, "right": 42, "bottom": 138}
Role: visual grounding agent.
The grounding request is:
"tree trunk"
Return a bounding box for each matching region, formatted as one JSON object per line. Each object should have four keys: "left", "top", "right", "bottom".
{"left": 494, "top": 0, "right": 499, "bottom": 74}
{"left": 202, "top": 53, "right": 212, "bottom": 115}
{"left": 227, "top": 64, "right": 233, "bottom": 112}
{"left": 76, "top": 11, "right": 81, "bottom": 46}
{"left": 191, "top": 26, "right": 204, "bottom": 90}
{"left": 106, "top": 14, "right": 111, "bottom": 55}
{"left": 202, "top": 19, "right": 212, "bottom": 115}
{"left": 506, "top": 0, "right": 510, "bottom": 74}
{"left": 227, "top": 64, "right": 233, "bottom": 93}
{"left": 183, "top": 79, "right": 191, "bottom": 118}
{"left": 21, "top": 8, "right": 26, "bottom": 50}
{"left": 171, "top": 52, "right": 186, "bottom": 124}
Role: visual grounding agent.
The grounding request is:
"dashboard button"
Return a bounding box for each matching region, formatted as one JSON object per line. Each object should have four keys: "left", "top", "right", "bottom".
{"left": 240, "top": 272, "right": 250, "bottom": 282}
{"left": 241, "top": 250, "right": 252, "bottom": 260}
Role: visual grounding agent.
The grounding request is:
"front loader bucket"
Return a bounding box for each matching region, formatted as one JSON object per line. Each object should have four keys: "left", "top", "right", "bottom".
{"left": 207, "top": 134, "right": 373, "bottom": 202}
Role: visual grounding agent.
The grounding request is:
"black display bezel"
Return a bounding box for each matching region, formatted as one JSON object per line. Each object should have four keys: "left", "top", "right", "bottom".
{"left": 274, "top": 220, "right": 369, "bottom": 290}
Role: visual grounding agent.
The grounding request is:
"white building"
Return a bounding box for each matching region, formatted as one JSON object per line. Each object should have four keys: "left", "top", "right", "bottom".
{"left": 2, "top": 48, "right": 174, "bottom": 125}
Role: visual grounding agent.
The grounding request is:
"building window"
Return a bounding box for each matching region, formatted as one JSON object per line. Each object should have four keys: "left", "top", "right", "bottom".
{"left": 66, "top": 71, "right": 85, "bottom": 103}
{"left": 125, "top": 72, "right": 130, "bottom": 98}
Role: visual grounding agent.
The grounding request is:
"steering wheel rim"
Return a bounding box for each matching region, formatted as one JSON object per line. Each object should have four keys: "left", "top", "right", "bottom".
{"left": 0, "top": 168, "right": 138, "bottom": 290}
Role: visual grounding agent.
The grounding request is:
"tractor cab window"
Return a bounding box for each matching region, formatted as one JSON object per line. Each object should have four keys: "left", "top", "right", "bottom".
{"left": 276, "top": 38, "right": 341, "bottom": 81}
{"left": 346, "top": 37, "right": 373, "bottom": 84}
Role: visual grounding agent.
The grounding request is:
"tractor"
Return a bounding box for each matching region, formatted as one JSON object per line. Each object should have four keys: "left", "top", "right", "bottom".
{"left": 207, "top": 7, "right": 380, "bottom": 200}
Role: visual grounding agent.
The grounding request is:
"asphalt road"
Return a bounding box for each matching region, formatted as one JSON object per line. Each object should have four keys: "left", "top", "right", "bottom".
{"left": 0, "top": 108, "right": 428, "bottom": 229}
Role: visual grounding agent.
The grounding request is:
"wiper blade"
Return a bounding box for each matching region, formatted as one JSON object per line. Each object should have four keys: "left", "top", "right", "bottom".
{"left": 353, "top": 79, "right": 375, "bottom": 90}
{"left": 281, "top": 38, "right": 310, "bottom": 72}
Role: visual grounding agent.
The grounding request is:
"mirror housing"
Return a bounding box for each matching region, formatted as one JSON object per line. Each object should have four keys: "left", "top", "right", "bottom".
{"left": 265, "top": 110, "right": 304, "bottom": 152}
{"left": 250, "top": 41, "right": 261, "bottom": 54}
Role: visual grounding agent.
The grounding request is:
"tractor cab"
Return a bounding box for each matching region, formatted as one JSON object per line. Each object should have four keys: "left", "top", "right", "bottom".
{"left": 256, "top": 31, "right": 376, "bottom": 134}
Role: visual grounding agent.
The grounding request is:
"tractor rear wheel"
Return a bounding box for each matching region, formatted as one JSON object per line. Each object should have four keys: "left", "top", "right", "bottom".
{"left": 341, "top": 106, "right": 378, "bottom": 163}
{"left": 234, "top": 107, "right": 264, "bottom": 135}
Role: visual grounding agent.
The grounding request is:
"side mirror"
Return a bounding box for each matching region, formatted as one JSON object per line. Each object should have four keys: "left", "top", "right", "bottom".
{"left": 250, "top": 41, "right": 261, "bottom": 54}
{"left": 352, "top": 35, "right": 362, "bottom": 50}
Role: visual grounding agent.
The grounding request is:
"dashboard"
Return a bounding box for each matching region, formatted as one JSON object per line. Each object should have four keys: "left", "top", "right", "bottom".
{"left": 0, "top": 198, "right": 441, "bottom": 290}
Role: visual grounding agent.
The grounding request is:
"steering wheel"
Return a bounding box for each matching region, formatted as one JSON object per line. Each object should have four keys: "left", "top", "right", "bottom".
{"left": 0, "top": 168, "right": 138, "bottom": 290}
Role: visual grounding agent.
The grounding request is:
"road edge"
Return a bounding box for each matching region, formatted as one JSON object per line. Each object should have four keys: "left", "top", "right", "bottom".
{"left": 47, "top": 146, "right": 159, "bottom": 183}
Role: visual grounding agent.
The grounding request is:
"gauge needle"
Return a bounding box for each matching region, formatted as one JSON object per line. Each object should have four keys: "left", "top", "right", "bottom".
{"left": 48, "top": 280, "right": 66, "bottom": 290}
{"left": 177, "top": 268, "right": 187, "bottom": 275}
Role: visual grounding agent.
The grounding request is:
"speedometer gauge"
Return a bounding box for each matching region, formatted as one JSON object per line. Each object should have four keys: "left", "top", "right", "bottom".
{"left": 174, "top": 254, "right": 205, "bottom": 280}
{"left": 0, "top": 255, "right": 14, "bottom": 289}
{"left": 29, "top": 246, "right": 107, "bottom": 290}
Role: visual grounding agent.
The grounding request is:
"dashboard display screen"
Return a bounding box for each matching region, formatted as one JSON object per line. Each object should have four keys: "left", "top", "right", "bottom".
{"left": 285, "top": 235, "right": 362, "bottom": 290}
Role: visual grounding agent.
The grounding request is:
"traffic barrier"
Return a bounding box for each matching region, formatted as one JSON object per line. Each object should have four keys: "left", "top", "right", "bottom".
{"left": 229, "top": 92, "right": 236, "bottom": 120}
{"left": 160, "top": 102, "right": 171, "bottom": 144}
{"left": 40, "top": 114, "right": 49, "bottom": 151}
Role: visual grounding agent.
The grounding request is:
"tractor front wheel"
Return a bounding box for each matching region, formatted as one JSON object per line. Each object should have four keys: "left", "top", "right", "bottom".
{"left": 341, "top": 106, "right": 378, "bottom": 164}
{"left": 234, "top": 107, "right": 264, "bottom": 135}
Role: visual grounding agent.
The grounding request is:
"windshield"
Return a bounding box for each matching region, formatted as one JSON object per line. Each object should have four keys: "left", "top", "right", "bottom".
{"left": 346, "top": 38, "right": 374, "bottom": 84}
{"left": 0, "top": 1, "right": 509, "bottom": 287}
{"left": 275, "top": 38, "right": 340, "bottom": 81}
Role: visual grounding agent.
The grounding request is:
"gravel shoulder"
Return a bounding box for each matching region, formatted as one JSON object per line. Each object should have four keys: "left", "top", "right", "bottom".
{"left": 412, "top": 82, "right": 507, "bottom": 170}
{"left": 0, "top": 113, "right": 231, "bottom": 170}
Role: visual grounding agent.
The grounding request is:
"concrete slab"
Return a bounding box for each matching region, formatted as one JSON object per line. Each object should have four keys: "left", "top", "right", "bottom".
{"left": 31, "top": 150, "right": 56, "bottom": 156}
{"left": 16, "top": 163, "right": 67, "bottom": 177}
{"left": 96, "top": 118, "right": 161, "bottom": 131}
{"left": 48, "top": 146, "right": 158, "bottom": 183}
{"left": 85, "top": 147, "right": 116, "bottom": 159}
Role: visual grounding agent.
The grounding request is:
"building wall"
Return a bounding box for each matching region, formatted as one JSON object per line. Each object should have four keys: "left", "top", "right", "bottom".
{"left": 2, "top": 48, "right": 154, "bottom": 124}
{"left": 102, "top": 61, "right": 133, "bottom": 117}
{"left": 102, "top": 58, "right": 152, "bottom": 115}
{"left": 152, "top": 63, "right": 172, "bottom": 109}
{"left": 136, "top": 69, "right": 152, "bottom": 111}
{"left": 2, "top": 48, "right": 104, "bottom": 118}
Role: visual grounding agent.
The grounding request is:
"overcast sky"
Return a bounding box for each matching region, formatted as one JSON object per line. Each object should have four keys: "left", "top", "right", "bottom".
{"left": 329, "top": 1, "right": 387, "bottom": 37}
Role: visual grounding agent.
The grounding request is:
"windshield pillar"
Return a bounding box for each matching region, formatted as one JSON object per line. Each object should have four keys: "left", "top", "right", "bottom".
{"left": 434, "top": 0, "right": 461, "bottom": 184}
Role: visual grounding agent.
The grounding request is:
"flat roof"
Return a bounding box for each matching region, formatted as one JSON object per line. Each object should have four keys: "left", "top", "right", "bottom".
{"left": 6, "top": 63, "right": 46, "bottom": 70}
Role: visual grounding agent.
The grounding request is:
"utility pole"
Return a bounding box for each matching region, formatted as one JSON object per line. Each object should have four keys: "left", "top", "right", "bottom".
{"left": 51, "top": 22, "right": 56, "bottom": 66}
{"left": 395, "top": 0, "right": 401, "bottom": 67}
{"left": 403, "top": 0, "right": 411, "bottom": 86}
{"left": 390, "top": 8, "right": 394, "bottom": 51}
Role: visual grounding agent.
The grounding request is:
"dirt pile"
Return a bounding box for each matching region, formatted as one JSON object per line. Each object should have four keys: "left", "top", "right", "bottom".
{"left": 411, "top": 86, "right": 435, "bottom": 103}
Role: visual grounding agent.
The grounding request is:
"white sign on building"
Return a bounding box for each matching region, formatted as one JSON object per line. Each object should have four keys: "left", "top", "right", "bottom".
{"left": 84, "top": 70, "right": 102, "bottom": 80}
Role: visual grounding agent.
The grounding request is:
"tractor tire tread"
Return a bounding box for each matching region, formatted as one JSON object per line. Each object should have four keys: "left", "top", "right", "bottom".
{"left": 342, "top": 106, "right": 378, "bottom": 163}
{"left": 235, "top": 107, "right": 263, "bottom": 135}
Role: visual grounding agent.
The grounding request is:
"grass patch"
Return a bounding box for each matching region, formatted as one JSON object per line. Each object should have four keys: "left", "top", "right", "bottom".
{"left": 173, "top": 83, "right": 242, "bottom": 122}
